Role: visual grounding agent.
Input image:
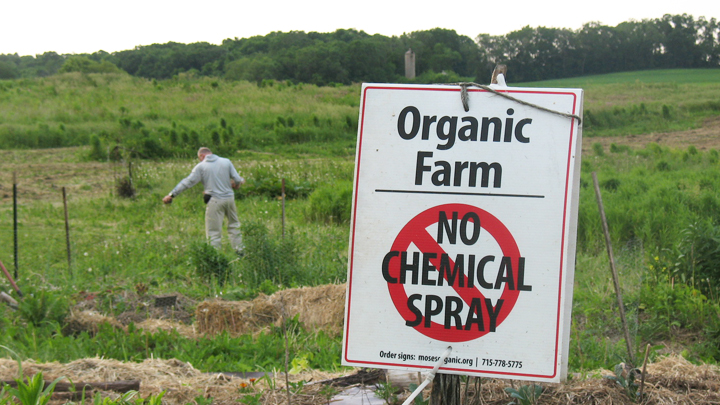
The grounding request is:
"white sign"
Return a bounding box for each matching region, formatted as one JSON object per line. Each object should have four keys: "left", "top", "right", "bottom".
{"left": 342, "top": 83, "right": 583, "bottom": 382}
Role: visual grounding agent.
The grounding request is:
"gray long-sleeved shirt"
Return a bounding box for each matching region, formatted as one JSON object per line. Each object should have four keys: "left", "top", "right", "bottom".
{"left": 170, "top": 154, "right": 244, "bottom": 200}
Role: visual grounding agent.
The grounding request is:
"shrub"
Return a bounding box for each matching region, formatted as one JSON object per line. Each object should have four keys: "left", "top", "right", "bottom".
{"left": 305, "top": 181, "right": 353, "bottom": 224}
{"left": 190, "top": 241, "right": 232, "bottom": 285}
{"left": 671, "top": 222, "right": 720, "bottom": 296}
{"left": 88, "top": 134, "right": 106, "bottom": 161}
{"left": 239, "top": 221, "right": 299, "bottom": 288}
{"left": 17, "top": 288, "right": 69, "bottom": 327}
{"left": 116, "top": 176, "right": 135, "bottom": 198}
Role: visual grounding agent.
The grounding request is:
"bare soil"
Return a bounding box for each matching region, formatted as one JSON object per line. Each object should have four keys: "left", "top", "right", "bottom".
{"left": 581, "top": 116, "right": 720, "bottom": 153}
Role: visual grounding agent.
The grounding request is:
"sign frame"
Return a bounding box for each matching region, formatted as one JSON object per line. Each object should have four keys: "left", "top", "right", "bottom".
{"left": 343, "top": 83, "right": 583, "bottom": 382}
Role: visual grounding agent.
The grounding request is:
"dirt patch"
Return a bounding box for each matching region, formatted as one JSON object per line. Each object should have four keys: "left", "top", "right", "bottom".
{"left": 66, "top": 289, "right": 197, "bottom": 336}
{"left": 582, "top": 115, "right": 720, "bottom": 153}
{"left": 0, "top": 147, "right": 135, "bottom": 203}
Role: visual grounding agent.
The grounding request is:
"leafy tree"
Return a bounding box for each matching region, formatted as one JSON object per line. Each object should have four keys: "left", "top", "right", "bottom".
{"left": 657, "top": 14, "right": 703, "bottom": 68}
{"left": 225, "top": 55, "right": 278, "bottom": 82}
{"left": 59, "top": 56, "right": 122, "bottom": 73}
{"left": 0, "top": 60, "right": 19, "bottom": 79}
{"left": 4, "top": 16, "right": 720, "bottom": 83}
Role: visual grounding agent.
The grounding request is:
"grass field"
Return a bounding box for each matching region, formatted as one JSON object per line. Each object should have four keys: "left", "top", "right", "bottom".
{"left": 1, "top": 69, "right": 720, "bottom": 378}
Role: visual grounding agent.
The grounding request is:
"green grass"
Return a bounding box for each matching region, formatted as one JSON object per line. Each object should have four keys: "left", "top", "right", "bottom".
{"left": 0, "top": 73, "right": 360, "bottom": 156}
{"left": 520, "top": 69, "right": 720, "bottom": 138}
{"left": 521, "top": 68, "right": 720, "bottom": 87}
{"left": 1, "top": 69, "right": 720, "bottom": 375}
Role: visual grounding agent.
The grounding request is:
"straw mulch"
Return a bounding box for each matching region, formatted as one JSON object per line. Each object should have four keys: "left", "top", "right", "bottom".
{"left": 1, "top": 355, "right": 718, "bottom": 405}
{"left": 0, "top": 357, "right": 342, "bottom": 405}
{"left": 63, "top": 310, "right": 126, "bottom": 335}
{"left": 63, "top": 311, "right": 198, "bottom": 338}
{"left": 195, "top": 284, "right": 346, "bottom": 337}
{"left": 455, "top": 355, "right": 720, "bottom": 405}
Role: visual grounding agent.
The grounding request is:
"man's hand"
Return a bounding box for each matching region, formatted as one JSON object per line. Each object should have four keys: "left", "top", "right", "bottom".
{"left": 163, "top": 195, "right": 173, "bottom": 204}
{"left": 231, "top": 178, "right": 246, "bottom": 189}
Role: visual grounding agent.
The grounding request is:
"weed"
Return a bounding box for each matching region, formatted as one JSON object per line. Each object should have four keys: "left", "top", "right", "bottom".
{"left": 143, "top": 390, "right": 166, "bottom": 405}
{"left": 407, "top": 383, "right": 429, "bottom": 405}
{"left": 1, "top": 386, "right": 10, "bottom": 405}
{"left": 290, "top": 353, "right": 313, "bottom": 374}
{"left": 17, "top": 289, "right": 69, "bottom": 327}
{"left": 504, "top": 384, "right": 543, "bottom": 405}
{"left": 304, "top": 181, "right": 353, "bottom": 224}
{"left": 374, "top": 381, "right": 400, "bottom": 405}
{"left": 287, "top": 380, "right": 306, "bottom": 395}
{"left": 3, "top": 371, "right": 64, "bottom": 405}
{"left": 116, "top": 176, "right": 135, "bottom": 198}
{"left": 190, "top": 241, "right": 232, "bottom": 285}
{"left": 193, "top": 395, "right": 213, "bottom": 405}
{"left": 239, "top": 221, "right": 299, "bottom": 288}
{"left": 238, "top": 392, "right": 262, "bottom": 405}
{"left": 605, "top": 363, "right": 639, "bottom": 401}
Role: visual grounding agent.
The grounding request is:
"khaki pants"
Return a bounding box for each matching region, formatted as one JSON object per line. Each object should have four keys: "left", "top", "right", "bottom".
{"left": 205, "top": 197, "right": 243, "bottom": 252}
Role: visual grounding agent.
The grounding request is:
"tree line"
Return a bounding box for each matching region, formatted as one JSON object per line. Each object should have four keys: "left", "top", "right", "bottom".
{"left": 1, "top": 13, "right": 718, "bottom": 84}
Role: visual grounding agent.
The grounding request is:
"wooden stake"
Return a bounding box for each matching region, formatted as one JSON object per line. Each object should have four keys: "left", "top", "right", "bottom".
{"left": 639, "top": 343, "right": 651, "bottom": 401}
{"left": 281, "top": 178, "right": 286, "bottom": 238}
{"left": 63, "top": 187, "right": 72, "bottom": 276}
{"left": 430, "top": 374, "right": 460, "bottom": 405}
{"left": 491, "top": 64, "right": 507, "bottom": 84}
{"left": 12, "top": 172, "right": 18, "bottom": 279}
{"left": 592, "top": 172, "right": 635, "bottom": 365}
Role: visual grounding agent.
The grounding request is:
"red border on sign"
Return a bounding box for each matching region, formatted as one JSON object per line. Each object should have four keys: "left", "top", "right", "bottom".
{"left": 344, "top": 84, "right": 580, "bottom": 380}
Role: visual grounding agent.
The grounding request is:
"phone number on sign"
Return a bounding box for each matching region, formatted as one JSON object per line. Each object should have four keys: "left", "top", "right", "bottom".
{"left": 481, "top": 358, "right": 523, "bottom": 368}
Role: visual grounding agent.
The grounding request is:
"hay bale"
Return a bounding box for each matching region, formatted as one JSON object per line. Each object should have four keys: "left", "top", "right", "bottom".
{"left": 136, "top": 319, "right": 197, "bottom": 338}
{"left": 267, "top": 283, "right": 346, "bottom": 334}
{"left": 195, "top": 284, "right": 346, "bottom": 337}
{"left": 195, "top": 299, "right": 258, "bottom": 336}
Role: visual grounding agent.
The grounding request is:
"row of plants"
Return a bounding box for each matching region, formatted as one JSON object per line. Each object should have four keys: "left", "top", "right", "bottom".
{"left": 1, "top": 300, "right": 340, "bottom": 373}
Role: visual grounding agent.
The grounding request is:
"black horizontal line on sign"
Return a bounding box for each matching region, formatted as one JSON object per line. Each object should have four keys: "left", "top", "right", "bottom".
{"left": 374, "top": 189, "right": 545, "bottom": 199}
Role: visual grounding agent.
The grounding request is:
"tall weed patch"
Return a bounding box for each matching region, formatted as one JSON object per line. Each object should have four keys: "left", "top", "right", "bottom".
{"left": 577, "top": 144, "right": 720, "bottom": 253}
{"left": 304, "top": 181, "right": 353, "bottom": 224}
{"left": 239, "top": 221, "right": 300, "bottom": 289}
{"left": 662, "top": 222, "right": 720, "bottom": 298}
{"left": 190, "top": 241, "right": 233, "bottom": 286}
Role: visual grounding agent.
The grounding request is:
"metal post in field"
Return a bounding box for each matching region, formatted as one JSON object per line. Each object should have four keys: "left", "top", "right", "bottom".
{"left": 63, "top": 187, "right": 72, "bottom": 276}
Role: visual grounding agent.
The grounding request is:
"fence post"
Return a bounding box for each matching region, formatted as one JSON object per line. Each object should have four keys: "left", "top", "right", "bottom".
{"left": 13, "top": 172, "right": 18, "bottom": 279}
{"left": 63, "top": 187, "right": 73, "bottom": 276}
{"left": 281, "top": 178, "right": 286, "bottom": 238}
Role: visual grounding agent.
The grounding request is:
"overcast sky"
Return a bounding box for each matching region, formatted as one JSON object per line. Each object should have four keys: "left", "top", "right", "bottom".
{"left": 2, "top": 0, "right": 717, "bottom": 56}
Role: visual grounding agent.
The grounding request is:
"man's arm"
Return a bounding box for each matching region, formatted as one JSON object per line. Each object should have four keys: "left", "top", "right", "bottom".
{"left": 163, "top": 165, "right": 203, "bottom": 203}
{"left": 229, "top": 161, "right": 245, "bottom": 189}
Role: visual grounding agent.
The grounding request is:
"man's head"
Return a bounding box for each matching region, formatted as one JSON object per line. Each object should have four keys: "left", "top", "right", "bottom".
{"left": 198, "top": 147, "right": 212, "bottom": 161}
